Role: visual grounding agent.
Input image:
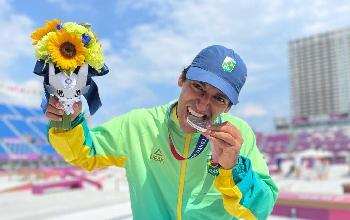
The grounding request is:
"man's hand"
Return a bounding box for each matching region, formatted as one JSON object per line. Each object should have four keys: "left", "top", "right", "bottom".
{"left": 45, "top": 96, "right": 82, "bottom": 122}
{"left": 203, "top": 121, "right": 243, "bottom": 169}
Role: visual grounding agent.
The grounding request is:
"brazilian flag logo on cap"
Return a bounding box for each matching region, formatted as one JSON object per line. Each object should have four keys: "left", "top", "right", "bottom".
{"left": 222, "top": 56, "right": 236, "bottom": 72}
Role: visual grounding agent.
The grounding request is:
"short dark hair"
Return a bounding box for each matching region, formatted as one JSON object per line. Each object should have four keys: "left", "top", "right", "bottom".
{"left": 182, "top": 65, "right": 190, "bottom": 79}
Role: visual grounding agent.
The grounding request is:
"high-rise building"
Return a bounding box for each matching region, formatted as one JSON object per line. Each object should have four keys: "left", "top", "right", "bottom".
{"left": 289, "top": 28, "right": 350, "bottom": 118}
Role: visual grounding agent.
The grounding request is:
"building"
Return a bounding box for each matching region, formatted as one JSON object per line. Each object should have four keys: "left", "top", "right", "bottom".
{"left": 289, "top": 28, "right": 350, "bottom": 118}
{"left": 275, "top": 28, "right": 350, "bottom": 132}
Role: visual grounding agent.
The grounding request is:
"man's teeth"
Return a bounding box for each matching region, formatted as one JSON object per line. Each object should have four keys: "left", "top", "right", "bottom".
{"left": 188, "top": 107, "right": 205, "bottom": 118}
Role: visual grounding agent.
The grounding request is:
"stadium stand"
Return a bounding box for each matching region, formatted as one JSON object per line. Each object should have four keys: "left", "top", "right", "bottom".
{"left": 0, "top": 102, "right": 59, "bottom": 161}
{"left": 0, "top": 120, "right": 17, "bottom": 138}
{"left": 11, "top": 105, "right": 38, "bottom": 118}
{"left": 0, "top": 103, "right": 14, "bottom": 115}
{"left": 0, "top": 144, "right": 8, "bottom": 158}
{"left": 258, "top": 127, "right": 350, "bottom": 167}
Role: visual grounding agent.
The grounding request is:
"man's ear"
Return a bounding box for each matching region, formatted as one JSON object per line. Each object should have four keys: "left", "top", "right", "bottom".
{"left": 178, "top": 73, "right": 185, "bottom": 87}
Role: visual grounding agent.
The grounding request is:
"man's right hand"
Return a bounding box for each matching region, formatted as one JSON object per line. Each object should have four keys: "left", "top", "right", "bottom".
{"left": 45, "top": 96, "right": 82, "bottom": 122}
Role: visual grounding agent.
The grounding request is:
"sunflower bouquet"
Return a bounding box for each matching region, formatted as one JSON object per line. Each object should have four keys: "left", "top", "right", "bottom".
{"left": 31, "top": 19, "right": 108, "bottom": 130}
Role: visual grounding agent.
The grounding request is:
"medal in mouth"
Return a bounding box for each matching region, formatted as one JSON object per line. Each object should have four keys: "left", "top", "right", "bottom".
{"left": 186, "top": 107, "right": 212, "bottom": 132}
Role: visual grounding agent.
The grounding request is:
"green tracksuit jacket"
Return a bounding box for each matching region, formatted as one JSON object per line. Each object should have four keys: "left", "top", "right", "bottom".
{"left": 48, "top": 101, "right": 278, "bottom": 220}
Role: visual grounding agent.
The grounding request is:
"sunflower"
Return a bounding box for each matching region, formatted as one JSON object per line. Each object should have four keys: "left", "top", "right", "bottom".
{"left": 47, "top": 31, "right": 87, "bottom": 72}
{"left": 31, "top": 19, "right": 61, "bottom": 45}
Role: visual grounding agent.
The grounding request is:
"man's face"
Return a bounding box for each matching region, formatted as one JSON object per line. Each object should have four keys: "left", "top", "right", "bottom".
{"left": 177, "top": 74, "right": 231, "bottom": 133}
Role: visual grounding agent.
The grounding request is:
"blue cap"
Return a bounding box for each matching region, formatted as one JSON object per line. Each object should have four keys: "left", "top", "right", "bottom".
{"left": 186, "top": 45, "right": 247, "bottom": 105}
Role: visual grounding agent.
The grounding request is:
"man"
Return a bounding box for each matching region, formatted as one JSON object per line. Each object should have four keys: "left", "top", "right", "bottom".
{"left": 46, "top": 45, "right": 278, "bottom": 220}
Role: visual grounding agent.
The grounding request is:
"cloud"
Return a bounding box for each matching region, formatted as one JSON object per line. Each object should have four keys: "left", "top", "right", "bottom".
{"left": 46, "top": 0, "right": 91, "bottom": 13}
{"left": 246, "top": 62, "right": 274, "bottom": 73}
{"left": 97, "top": 0, "right": 350, "bottom": 130}
{"left": 0, "top": 0, "right": 11, "bottom": 13}
{"left": 99, "top": 38, "right": 112, "bottom": 53}
{"left": 0, "top": 80, "right": 42, "bottom": 107}
{"left": 105, "top": 1, "right": 287, "bottom": 111}
{"left": 127, "top": 86, "right": 159, "bottom": 106}
{"left": 109, "top": 0, "right": 350, "bottom": 89}
{"left": 0, "top": 0, "right": 34, "bottom": 78}
{"left": 234, "top": 103, "right": 268, "bottom": 118}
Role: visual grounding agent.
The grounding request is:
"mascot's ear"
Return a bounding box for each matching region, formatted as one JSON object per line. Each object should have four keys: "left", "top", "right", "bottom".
{"left": 76, "top": 64, "right": 89, "bottom": 89}
{"left": 48, "top": 63, "right": 55, "bottom": 76}
{"left": 48, "top": 63, "right": 60, "bottom": 89}
{"left": 77, "top": 64, "right": 89, "bottom": 76}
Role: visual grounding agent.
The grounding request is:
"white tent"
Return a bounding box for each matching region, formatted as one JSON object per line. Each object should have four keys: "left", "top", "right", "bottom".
{"left": 275, "top": 152, "right": 293, "bottom": 159}
{"left": 296, "top": 149, "right": 333, "bottom": 158}
{"left": 337, "top": 150, "right": 350, "bottom": 157}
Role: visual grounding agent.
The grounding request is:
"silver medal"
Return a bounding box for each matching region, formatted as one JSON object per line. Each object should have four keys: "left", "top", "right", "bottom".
{"left": 186, "top": 115, "right": 213, "bottom": 132}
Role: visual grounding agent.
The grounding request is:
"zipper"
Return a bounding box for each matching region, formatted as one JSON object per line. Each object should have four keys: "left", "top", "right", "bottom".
{"left": 176, "top": 134, "right": 191, "bottom": 220}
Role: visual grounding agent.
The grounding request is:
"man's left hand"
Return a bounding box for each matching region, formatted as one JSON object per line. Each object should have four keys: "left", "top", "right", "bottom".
{"left": 203, "top": 121, "right": 243, "bottom": 169}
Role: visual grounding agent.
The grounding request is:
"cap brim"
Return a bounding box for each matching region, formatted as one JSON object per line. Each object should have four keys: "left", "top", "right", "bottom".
{"left": 186, "top": 66, "right": 239, "bottom": 104}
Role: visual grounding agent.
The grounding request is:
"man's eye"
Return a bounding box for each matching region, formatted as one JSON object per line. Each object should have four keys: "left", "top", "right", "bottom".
{"left": 192, "top": 83, "right": 204, "bottom": 91}
{"left": 215, "top": 96, "right": 226, "bottom": 104}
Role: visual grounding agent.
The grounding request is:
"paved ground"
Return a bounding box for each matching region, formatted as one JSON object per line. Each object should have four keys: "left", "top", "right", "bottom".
{"left": 2, "top": 164, "right": 349, "bottom": 219}
{"left": 0, "top": 187, "right": 131, "bottom": 220}
{"left": 0, "top": 167, "right": 131, "bottom": 220}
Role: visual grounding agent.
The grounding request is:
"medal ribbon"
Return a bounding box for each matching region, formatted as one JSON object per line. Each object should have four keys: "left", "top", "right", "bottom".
{"left": 169, "top": 134, "right": 209, "bottom": 160}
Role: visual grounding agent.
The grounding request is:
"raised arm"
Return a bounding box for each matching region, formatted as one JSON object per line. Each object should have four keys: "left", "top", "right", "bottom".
{"left": 209, "top": 118, "right": 278, "bottom": 220}
{"left": 45, "top": 96, "right": 128, "bottom": 171}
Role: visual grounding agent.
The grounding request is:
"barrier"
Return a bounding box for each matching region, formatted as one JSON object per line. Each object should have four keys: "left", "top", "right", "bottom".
{"left": 32, "top": 179, "right": 83, "bottom": 194}
{"left": 62, "top": 169, "right": 103, "bottom": 190}
{"left": 272, "top": 192, "right": 350, "bottom": 219}
{"left": 343, "top": 183, "right": 350, "bottom": 193}
{"left": 0, "top": 183, "right": 32, "bottom": 193}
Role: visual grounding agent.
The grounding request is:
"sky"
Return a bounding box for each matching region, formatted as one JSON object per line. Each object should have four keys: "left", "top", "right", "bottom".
{"left": 1, "top": 0, "right": 350, "bottom": 133}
